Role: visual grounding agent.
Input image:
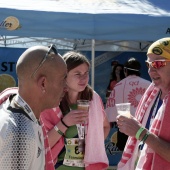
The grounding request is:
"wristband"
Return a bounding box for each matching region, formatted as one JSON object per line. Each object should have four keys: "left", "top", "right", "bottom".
{"left": 135, "top": 127, "right": 145, "bottom": 140}
{"left": 54, "top": 125, "right": 65, "bottom": 136}
{"left": 141, "top": 131, "right": 150, "bottom": 143}
{"left": 61, "top": 118, "right": 69, "bottom": 128}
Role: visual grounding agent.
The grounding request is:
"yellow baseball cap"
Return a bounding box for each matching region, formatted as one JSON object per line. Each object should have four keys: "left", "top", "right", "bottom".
{"left": 147, "top": 37, "right": 170, "bottom": 59}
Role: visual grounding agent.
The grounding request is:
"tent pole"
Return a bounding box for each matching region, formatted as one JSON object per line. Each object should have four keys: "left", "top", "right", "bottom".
{"left": 91, "top": 39, "right": 95, "bottom": 89}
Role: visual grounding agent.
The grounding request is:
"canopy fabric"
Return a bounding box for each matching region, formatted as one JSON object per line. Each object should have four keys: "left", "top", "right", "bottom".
{"left": 0, "top": 0, "right": 170, "bottom": 41}
{"left": 0, "top": 0, "right": 170, "bottom": 91}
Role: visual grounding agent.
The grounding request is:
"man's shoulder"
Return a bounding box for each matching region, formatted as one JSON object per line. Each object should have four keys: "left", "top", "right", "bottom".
{"left": 126, "top": 76, "right": 151, "bottom": 84}
{"left": 138, "top": 77, "right": 151, "bottom": 84}
{"left": 0, "top": 99, "right": 11, "bottom": 123}
{"left": 0, "top": 102, "right": 35, "bottom": 134}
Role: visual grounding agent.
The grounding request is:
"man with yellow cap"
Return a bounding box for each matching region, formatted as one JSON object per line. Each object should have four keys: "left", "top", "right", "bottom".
{"left": 116, "top": 37, "right": 170, "bottom": 170}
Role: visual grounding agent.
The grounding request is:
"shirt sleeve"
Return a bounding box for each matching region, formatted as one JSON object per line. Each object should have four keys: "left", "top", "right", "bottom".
{"left": 0, "top": 115, "right": 36, "bottom": 170}
{"left": 40, "top": 107, "right": 64, "bottom": 163}
{"left": 40, "top": 107, "right": 62, "bottom": 132}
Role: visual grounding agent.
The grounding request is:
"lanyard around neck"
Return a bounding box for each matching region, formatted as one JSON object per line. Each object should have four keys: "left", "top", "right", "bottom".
{"left": 149, "top": 90, "right": 162, "bottom": 127}
{"left": 14, "top": 94, "right": 38, "bottom": 124}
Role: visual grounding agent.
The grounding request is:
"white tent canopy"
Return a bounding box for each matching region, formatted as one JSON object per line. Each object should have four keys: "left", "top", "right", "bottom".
{"left": 0, "top": 0, "right": 170, "bottom": 88}
{"left": 0, "top": 0, "right": 170, "bottom": 40}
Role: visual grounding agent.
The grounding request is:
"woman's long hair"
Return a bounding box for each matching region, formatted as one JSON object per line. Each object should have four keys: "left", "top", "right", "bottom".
{"left": 107, "top": 64, "right": 125, "bottom": 90}
{"left": 111, "top": 64, "right": 125, "bottom": 81}
{"left": 60, "top": 51, "right": 93, "bottom": 115}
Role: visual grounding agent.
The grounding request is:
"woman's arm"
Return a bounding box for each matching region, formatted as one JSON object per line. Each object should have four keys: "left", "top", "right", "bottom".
{"left": 41, "top": 109, "right": 89, "bottom": 148}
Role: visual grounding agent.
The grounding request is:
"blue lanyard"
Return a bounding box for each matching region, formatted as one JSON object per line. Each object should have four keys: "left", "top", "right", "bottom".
{"left": 146, "top": 91, "right": 162, "bottom": 130}
{"left": 139, "top": 91, "right": 162, "bottom": 150}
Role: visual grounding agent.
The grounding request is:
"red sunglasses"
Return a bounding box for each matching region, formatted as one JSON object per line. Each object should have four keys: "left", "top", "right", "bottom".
{"left": 145, "top": 60, "right": 170, "bottom": 69}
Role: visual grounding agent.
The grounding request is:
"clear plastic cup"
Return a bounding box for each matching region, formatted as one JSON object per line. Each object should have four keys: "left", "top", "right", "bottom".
{"left": 115, "top": 103, "right": 131, "bottom": 118}
{"left": 77, "top": 100, "right": 89, "bottom": 141}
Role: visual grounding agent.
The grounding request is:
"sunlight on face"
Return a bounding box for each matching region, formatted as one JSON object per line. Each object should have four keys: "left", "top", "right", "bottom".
{"left": 148, "top": 54, "right": 170, "bottom": 91}
{"left": 66, "top": 63, "right": 89, "bottom": 92}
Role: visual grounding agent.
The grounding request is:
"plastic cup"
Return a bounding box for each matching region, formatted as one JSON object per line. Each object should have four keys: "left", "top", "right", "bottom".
{"left": 115, "top": 103, "right": 131, "bottom": 118}
{"left": 77, "top": 100, "right": 89, "bottom": 140}
{"left": 77, "top": 100, "right": 89, "bottom": 111}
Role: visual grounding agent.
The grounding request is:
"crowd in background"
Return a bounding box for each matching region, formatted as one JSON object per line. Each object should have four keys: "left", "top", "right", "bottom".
{"left": 1, "top": 37, "right": 170, "bottom": 170}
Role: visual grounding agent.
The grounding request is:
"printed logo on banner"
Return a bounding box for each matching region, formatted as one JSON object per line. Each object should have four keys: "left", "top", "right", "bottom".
{"left": 0, "top": 74, "right": 16, "bottom": 92}
{"left": 105, "top": 122, "right": 123, "bottom": 166}
{"left": 166, "top": 28, "right": 170, "bottom": 34}
{"left": 0, "top": 16, "right": 21, "bottom": 30}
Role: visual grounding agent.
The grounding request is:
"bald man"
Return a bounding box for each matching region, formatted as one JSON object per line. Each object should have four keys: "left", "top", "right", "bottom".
{"left": 0, "top": 45, "right": 67, "bottom": 170}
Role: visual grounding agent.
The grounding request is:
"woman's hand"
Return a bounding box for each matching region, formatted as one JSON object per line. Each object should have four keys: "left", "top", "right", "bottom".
{"left": 62, "top": 109, "right": 89, "bottom": 127}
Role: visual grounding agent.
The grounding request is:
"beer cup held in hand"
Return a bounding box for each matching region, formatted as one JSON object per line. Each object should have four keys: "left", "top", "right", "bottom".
{"left": 77, "top": 100, "right": 89, "bottom": 111}
{"left": 115, "top": 103, "right": 131, "bottom": 118}
{"left": 77, "top": 100, "right": 89, "bottom": 152}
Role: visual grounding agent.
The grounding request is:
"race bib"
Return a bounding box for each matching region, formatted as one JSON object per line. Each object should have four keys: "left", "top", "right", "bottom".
{"left": 63, "top": 138, "right": 85, "bottom": 167}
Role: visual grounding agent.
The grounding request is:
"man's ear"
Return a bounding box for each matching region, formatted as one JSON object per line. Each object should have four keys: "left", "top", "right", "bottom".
{"left": 37, "top": 76, "right": 46, "bottom": 93}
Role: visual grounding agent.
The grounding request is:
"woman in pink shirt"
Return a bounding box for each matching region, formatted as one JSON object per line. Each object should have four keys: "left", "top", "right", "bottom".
{"left": 41, "top": 51, "right": 110, "bottom": 170}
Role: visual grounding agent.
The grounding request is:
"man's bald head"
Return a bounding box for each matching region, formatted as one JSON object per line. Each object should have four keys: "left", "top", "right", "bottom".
{"left": 15, "top": 45, "right": 67, "bottom": 117}
{"left": 16, "top": 45, "right": 66, "bottom": 83}
{"left": 17, "top": 46, "right": 45, "bottom": 80}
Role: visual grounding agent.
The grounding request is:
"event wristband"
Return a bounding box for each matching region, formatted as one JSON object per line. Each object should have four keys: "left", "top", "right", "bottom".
{"left": 61, "top": 118, "right": 69, "bottom": 128}
{"left": 54, "top": 125, "right": 65, "bottom": 136}
{"left": 141, "top": 131, "right": 150, "bottom": 143}
{"left": 135, "top": 127, "right": 145, "bottom": 140}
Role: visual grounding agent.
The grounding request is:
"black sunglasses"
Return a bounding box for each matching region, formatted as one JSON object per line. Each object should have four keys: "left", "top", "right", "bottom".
{"left": 31, "top": 44, "right": 58, "bottom": 77}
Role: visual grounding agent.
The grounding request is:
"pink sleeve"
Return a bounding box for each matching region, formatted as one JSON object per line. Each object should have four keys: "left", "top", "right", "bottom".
{"left": 40, "top": 107, "right": 61, "bottom": 131}
{"left": 40, "top": 107, "right": 64, "bottom": 163}
{"left": 110, "top": 80, "right": 117, "bottom": 90}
